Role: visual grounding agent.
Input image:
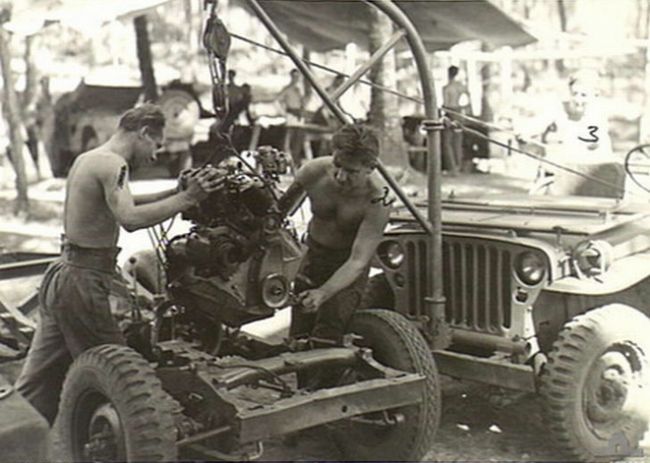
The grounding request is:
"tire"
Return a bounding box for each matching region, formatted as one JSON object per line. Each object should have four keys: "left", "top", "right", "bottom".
{"left": 361, "top": 273, "right": 394, "bottom": 309}
{"left": 56, "top": 344, "right": 178, "bottom": 462}
{"left": 333, "top": 309, "right": 440, "bottom": 461}
{"left": 540, "top": 304, "right": 650, "bottom": 462}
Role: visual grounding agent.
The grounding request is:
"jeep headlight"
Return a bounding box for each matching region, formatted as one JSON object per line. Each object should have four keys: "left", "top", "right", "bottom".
{"left": 572, "top": 240, "right": 613, "bottom": 277}
{"left": 515, "top": 251, "right": 546, "bottom": 285}
{"left": 378, "top": 240, "right": 404, "bottom": 269}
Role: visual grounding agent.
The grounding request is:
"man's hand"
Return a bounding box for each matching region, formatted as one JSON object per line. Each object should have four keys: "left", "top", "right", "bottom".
{"left": 182, "top": 165, "right": 223, "bottom": 202}
{"left": 297, "top": 288, "right": 328, "bottom": 313}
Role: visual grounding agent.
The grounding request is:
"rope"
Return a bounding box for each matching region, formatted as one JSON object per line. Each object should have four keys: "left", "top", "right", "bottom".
{"left": 230, "top": 32, "right": 422, "bottom": 103}
{"left": 443, "top": 107, "right": 546, "bottom": 147}
{"left": 460, "top": 124, "right": 629, "bottom": 196}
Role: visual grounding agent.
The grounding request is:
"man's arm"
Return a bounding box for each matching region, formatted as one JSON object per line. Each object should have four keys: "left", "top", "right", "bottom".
{"left": 299, "top": 199, "right": 390, "bottom": 311}
{"left": 133, "top": 188, "right": 176, "bottom": 205}
{"left": 277, "top": 160, "right": 321, "bottom": 216}
{"left": 459, "top": 85, "right": 471, "bottom": 113}
{"left": 277, "top": 181, "right": 307, "bottom": 217}
{"left": 101, "top": 159, "right": 214, "bottom": 232}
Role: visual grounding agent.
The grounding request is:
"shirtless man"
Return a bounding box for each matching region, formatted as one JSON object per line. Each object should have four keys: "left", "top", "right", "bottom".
{"left": 278, "top": 124, "right": 391, "bottom": 343}
{"left": 442, "top": 65, "right": 470, "bottom": 173}
{"left": 15, "top": 104, "right": 219, "bottom": 424}
{"left": 277, "top": 69, "right": 305, "bottom": 166}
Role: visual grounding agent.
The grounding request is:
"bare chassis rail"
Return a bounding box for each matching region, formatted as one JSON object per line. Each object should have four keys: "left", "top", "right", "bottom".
{"left": 155, "top": 341, "right": 425, "bottom": 449}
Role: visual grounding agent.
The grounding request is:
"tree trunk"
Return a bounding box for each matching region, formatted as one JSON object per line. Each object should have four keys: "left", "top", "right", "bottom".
{"left": 23, "top": 34, "right": 37, "bottom": 108}
{"left": 480, "top": 43, "right": 494, "bottom": 123}
{"left": 0, "top": 22, "right": 29, "bottom": 214}
{"left": 302, "top": 47, "right": 312, "bottom": 103}
{"left": 134, "top": 15, "right": 158, "bottom": 102}
{"left": 367, "top": 8, "right": 406, "bottom": 168}
{"left": 184, "top": 0, "right": 193, "bottom": 51}
{"left": 554, "top": 0, "right": 567, "bottom": 74}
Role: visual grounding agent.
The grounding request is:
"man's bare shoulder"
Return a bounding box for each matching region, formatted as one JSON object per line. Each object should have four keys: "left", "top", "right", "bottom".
{"left": 72, "top": 149, "right": 126, "bottom": 182}
{"left": 368, "top": 170, "right": 389, "bottom": 193}
{"left": 366, "top": 171, "right": 394, "bottom": 208}
{"left": 296, "top": 157, "right": 331, "bottom": 185}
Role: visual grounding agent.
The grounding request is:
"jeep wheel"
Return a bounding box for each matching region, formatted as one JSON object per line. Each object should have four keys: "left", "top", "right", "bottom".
{"left": 56, "top": 344, "right": 177, "bottom": 462}
{"left": 361, "top": 273, "right": 394, "bottom": 309}
{"left": 333, "top": 309, "right": 440, "bottom": 461}
{"left": 540, "top": 304, "right": 650, "bottom": 462}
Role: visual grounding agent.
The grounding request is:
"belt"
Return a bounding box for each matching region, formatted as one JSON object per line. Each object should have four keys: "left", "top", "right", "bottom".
{"left": 61, "top": 240, "right": 120, "bottom": 273}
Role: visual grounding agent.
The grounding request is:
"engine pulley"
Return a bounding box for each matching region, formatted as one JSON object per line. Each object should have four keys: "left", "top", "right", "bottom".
{"left": 261, "top": 273, "right": 290, "bottom": 309}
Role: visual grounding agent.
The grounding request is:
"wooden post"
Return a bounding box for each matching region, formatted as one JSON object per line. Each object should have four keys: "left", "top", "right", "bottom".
{"left": 23, "top": 34, "right": 36, "bottom": 108}
{"left": 499, "top": 46, "right": 513, "bottom": 114}
{"left": 134, "top": 15, "right": 158, "bottom": 102}
{"left": 302, "top": 47, "right": 312, "bottom": 103}
{"left": 466, "top": 56, "right": 480, "bottom": 116}
{"left": 0, "top": 8, "right": 29, "bottom": 214}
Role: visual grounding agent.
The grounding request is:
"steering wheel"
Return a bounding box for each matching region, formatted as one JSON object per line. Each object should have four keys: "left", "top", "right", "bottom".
{"left": 624, "top": 143, "right": 650, "bottom": 194}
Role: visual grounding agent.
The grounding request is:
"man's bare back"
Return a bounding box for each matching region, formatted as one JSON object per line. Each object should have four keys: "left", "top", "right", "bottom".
{"left": 64, "top": 138, "right": 220, "bottom": 249}
{"left": 64, "top": 150, "right": 125, "bottom": 248}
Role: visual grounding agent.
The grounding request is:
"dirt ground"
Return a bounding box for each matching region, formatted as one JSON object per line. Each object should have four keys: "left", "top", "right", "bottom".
{"left": 1, "top": 168, "right": 649, "bottom": 462}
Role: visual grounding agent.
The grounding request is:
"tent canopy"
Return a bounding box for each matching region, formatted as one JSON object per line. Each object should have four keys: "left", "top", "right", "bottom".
{"left": 235, "top": 0, "right": 536, "bottom": 53}
{"left": 7, "top": 0, "right": 535, "bottom": 51}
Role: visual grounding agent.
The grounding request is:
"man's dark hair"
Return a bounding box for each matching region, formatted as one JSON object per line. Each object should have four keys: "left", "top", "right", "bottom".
{"left": 448, "top": 65, "right": 459, "bottom": 80}
{"left": 332, "top": 124, "right": 379, "bottom": 167}
{"left": 118, "top": 103, "right": 165, "bottom": 134}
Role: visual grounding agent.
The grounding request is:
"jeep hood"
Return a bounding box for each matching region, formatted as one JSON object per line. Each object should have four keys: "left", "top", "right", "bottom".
{"left": 392, "top": 194, "right": 650, "bottom": 236}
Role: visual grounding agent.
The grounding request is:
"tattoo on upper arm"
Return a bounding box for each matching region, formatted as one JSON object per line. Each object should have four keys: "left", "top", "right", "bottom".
{"left": 117, "top": 165, "right": 127, "bottom": 189}
{"left": 371, "top": 186, "right": 395, "bottom": 207}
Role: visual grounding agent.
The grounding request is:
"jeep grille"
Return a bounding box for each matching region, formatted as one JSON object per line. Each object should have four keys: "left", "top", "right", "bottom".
{"left": 443, "top": 239, "right": 512, "bottom": 333}
{"left": 403, "top": 237, "right": 512, "bottom": 334}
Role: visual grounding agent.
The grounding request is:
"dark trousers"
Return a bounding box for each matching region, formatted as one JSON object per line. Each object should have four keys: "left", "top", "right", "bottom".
{"left": 290, "top": 237, "right": 369, "bottom": 343}
{"left": 15, "top": 243, "right": 127, "bottom": 425}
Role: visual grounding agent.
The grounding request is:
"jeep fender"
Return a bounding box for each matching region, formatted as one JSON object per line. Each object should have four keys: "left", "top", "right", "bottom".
{"left": 533, "top": 261, "right": 650, "bottom": 354}
{"left": 545, "top": 253, "right": 650, "bottom": 295}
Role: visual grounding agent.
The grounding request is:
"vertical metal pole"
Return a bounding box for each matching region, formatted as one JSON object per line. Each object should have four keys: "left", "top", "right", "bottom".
{"left": 363, "top": 0, "right": 449, "bottom": 348}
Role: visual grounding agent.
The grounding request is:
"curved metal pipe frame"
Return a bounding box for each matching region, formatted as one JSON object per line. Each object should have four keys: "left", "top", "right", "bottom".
{"left": 246, "top": 0, "right": 446, "bottom": 343}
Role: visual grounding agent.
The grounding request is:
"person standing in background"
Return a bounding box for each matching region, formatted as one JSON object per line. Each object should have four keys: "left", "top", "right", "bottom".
{"left": 442, "top": 65, "right": 471, "bottom": 174}
{"left": 529, "top": 70, "right": 620, "bottom": 197}
{"left": 277, "top": 69, "right": 305, "bottom": 166}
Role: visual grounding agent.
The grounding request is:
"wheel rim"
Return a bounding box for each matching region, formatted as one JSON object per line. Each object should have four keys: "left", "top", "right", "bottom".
{"left": 583, "top": 342, "right": 645, "bottom": 439}
{"left": 73, "top": 391, "right": 126, "bottom": 462}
